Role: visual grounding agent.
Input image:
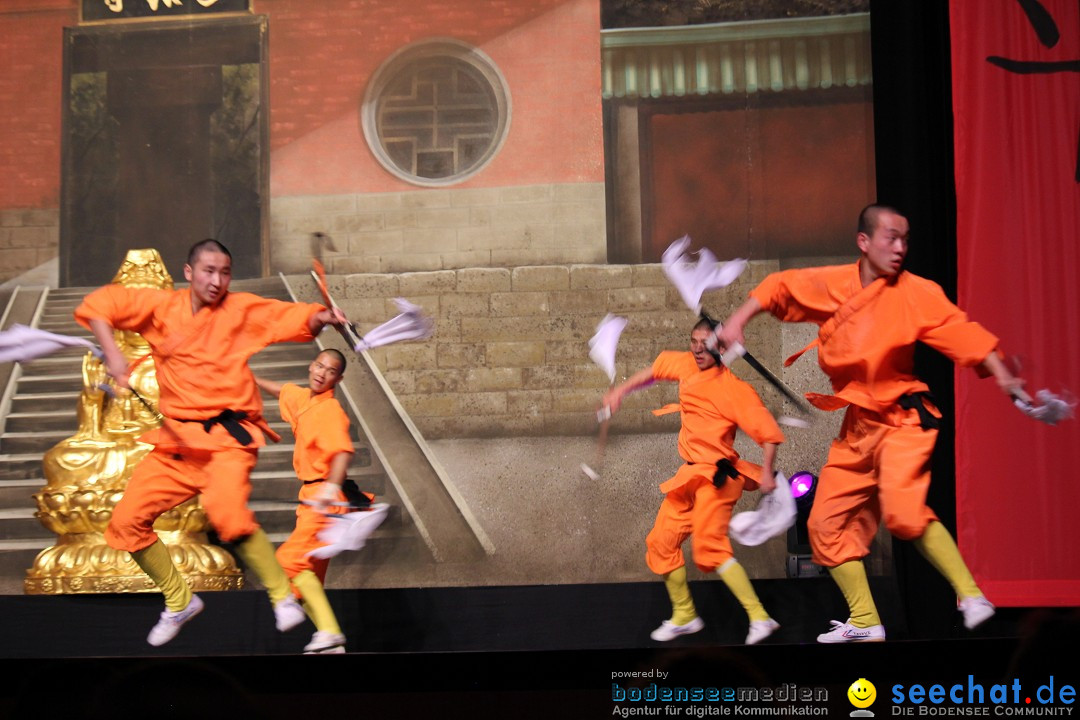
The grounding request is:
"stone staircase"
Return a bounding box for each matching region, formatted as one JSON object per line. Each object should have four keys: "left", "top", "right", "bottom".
{"left": 0, "top": 279, "right": 430, "bottom": 594}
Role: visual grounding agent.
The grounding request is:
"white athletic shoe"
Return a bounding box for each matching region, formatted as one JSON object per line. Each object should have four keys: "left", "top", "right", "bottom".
{"left": 650, "top": 616, "right": 705, "bottom": 642}
{"left": 959, "top": 596, "right": 995, "bottom": 630}
{"left": 147, "top": 594, "right": 204, "bottom": 647}
{"left": 816, "top": 619, "right": 886, "bottom": 643}
{"left": 274, "top": 596, "right": 306, "bottom": 632}
{"left": 304, "top": 631, "right": 347, "bottom": 654}
{"left": 746, "top": 618, "right": 780, "bottom": 645}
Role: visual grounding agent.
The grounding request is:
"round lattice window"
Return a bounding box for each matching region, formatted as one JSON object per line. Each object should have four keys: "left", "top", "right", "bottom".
{"left": 362, "top": 39, "right": 511, "bottom": 187}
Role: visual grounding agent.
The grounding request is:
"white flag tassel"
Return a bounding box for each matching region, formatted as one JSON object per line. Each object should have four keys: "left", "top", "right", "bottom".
{"left": 729, "top": 472, "right": 797, "bottom": 546}
{"left": 0, "top": 324, "right": 102, "bottom": 364}
{"left": 306, "top": 503, "right": 391, "bottom": 560}
{"left": 354, "top": 298, "right": 435, "bottom": 352}
{"left": 661, "top": 235, "right": 748, "bottom": 314}
{"left": 1013, "top": 389, "right": 1075, "bottom": 426}
{"left": 588, "top": 314, "right": 628, "bottom": 384}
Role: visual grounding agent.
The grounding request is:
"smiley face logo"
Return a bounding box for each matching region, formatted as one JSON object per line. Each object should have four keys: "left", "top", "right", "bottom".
{"left": 848, "top": 678, "right": 877, "bottom": 708}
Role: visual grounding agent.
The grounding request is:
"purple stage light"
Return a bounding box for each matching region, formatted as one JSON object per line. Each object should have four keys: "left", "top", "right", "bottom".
{"left": 789, "top": 471, "right": 816, "bottom": 499}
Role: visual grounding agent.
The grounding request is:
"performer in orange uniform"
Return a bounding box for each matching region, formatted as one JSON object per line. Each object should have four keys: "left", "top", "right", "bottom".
{"left": 603, "top": 319, "right": 784, "bottom": 645}
{"left": 76, "top": 239, "right": 344, "bottom": 646}
{"left": 255, "top": 348, "right": 364, "bottom": 655}
{"left": 717, "top": 205, "right": 1025, "bottom": 642}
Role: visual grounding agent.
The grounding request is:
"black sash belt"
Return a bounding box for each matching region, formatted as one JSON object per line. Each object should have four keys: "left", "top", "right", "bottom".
{"left": 897, "top": 392, "right": 940, "bottom": 430}
{"left": 301, "top": 478, "right": 371, "bottom": 507}
{"left": 177, "top": 409, "right": 253, "bottom": 446}
{"left": 712, "top": 458, "right": 740, "bottom": 489}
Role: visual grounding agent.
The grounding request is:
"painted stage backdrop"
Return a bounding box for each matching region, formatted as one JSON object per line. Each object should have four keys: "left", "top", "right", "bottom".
{"left": 0, "top": 1, "right": 889, "bottom": 596}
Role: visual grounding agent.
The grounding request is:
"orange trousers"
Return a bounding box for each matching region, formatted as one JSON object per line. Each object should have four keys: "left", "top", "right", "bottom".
{"left": 809, "top": 403, "right": 939, "bottom": 567}
{"left": 276, "top": 481, "right": 349, "bottom": 583}
{"left": 646, "top": 463, "right": 744, "bottom": 575}
{"left": 105, "top": 446, "right": 259, "bottom": 552}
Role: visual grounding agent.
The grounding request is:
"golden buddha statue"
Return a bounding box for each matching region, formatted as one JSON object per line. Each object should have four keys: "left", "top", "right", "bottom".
{"left": 25, "top": 249, "right": 244, "bottom": 594}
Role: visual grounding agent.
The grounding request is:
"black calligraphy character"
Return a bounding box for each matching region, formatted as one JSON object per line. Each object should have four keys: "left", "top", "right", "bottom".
{"left": 986, "top": 0, "right": 1080, "bottom": 181}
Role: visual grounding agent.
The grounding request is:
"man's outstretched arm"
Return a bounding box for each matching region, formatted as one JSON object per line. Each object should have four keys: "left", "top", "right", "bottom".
{"left": 758, "top": 442, "right": 779, "bottom": 494}
{"left": 87, "top": 318, "right": 130, "bottom": 389}
{"left": 253, "top": 375, "right": 284, "bottom": 399}
{"left": 601, "top": 367, "right": 657, "bottom": 415}
{"left": 979, "top": 351, "right": 1026, "bottom": 398}
{"left": 307, "top": 306, "right": 348, "bottom": 336}
{"left": 312, "top": 451, "right": 352, "bottom": 510}
{"left": 716, "top": 297, "right": 764, "bottom": 352}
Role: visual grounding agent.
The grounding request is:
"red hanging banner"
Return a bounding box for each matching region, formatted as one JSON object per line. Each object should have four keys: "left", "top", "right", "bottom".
{"left": 950, "top": 0, "right": 1080, "bottom": 605}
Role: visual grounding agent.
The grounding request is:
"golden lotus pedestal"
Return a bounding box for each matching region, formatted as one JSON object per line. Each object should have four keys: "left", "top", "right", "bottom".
{"left": 24, "top": 531, "right": 243, "bottom": 594}
{"left": 24, "top": 501, "right": 244, "bottom": 595}
{"left": 23, "top": 249, "right": 245, "bottom": 595}
{"left": 24, "top": 391, "right": 247, "bottom": 595}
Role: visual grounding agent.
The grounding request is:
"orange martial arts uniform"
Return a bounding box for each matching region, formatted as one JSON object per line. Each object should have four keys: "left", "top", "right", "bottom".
{"left": 750, "top": 263, "right": 999, "bottom": 567}
{"left": 645, "top": 351, "right": 785, "bottom": 576}
{"left": 74, "top": 285, "right": 325, "bottom": 552}
{"left": 275, "top": 382, "right": 355, "bottom": 584}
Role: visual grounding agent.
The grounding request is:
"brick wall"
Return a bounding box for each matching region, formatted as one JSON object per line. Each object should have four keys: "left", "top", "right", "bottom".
{"left": 0, "top": 2, "right": 73, "bottom": 210}
{"left": 262, "top": 0, "right": 604, "bottom": 196}
{"left": 294, "top": 260, "right": 825, "bottom": 440}
{"left": 0, "top": 3, "right": 72, "bottom": 281}
{"left": 271, "top": 183, "right": 606, "bottom": 274}
{"left": 0, "top": 208, "right": 59, "bottom": 284}
{"left": 0, "top": 1, "right": 604, "bottom": 281}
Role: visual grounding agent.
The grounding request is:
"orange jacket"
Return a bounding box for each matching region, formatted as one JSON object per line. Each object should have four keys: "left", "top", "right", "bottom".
{"left": 279, "top": 383, "right": 355, "bottom": 481}
{"left": 651, "top": 351, "right": 784, "bottom": 491}
{"left": 75, "top": 285, "right": 324, "bottom": 449}
{"left": 750, "top": 262, "right": 999, "bottom": 413}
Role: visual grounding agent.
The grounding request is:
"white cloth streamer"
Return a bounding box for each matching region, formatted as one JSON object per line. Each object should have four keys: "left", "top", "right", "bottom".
{"left": 729, "top": 472, "right": 797, "bottom": 546}
{"left": 661, "top": 235, "right": 747, "bottom": 313}
{"left": 1014, "top": 389, "right": 1075, "bottom": 426}
{"left": 355, "top": 298, "right": 434, "bottom": 352}
{"left": 306, "top": 503, "right": 391, "bottom": 559}
{"left": 587, "top": 314, "right": 628, "bottom": 383}
{"left": 0, "top": 324, "right": 101, "bottom": 364}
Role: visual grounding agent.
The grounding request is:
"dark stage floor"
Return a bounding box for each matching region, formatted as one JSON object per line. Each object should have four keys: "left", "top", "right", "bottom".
{"left": 1, "top": 580, "right": 1075, "bottom": 719}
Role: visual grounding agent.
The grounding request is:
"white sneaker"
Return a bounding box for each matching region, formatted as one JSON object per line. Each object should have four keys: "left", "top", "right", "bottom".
{"left": 147, "top": 594, "right": 204, "bottom": 646}
{"left": 816, "top": 619, "right": 886, "bottom": 643}
{"left": 650, "top": 616, "right": 705, "bottom": 642}
{"left": 746, "top": 618, "right": 780, "bottom": 645}
{"left": 304, "top": 631, "right": 346, "bottom": 654}
{"left": 274, "top": 596, "right": 306, "bottom": 632}
{"left": 959, "top": 596, "right": 995, "bottom": 630}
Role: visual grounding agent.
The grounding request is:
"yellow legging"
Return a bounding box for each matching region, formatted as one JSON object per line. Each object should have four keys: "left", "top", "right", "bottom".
{"left": 663, "top": 561, "right": 772, "bottom": 625}
{"left": 828, "top": 560, "right": 881, "bottom": 627}
{"left": 131, "top": 538, "right": 191, "bottom": 612}
{"left": 234, "top": 528, "right": 294, "bottom": 604}
{"left": 913, "top": 520, "right": 982, "bottom": 598}
{"left": 662, "top": 566, "right": 698, "bottom": 625}
{"left": 292, "top": 570, "right": 341, "bottom": 635}
{"left": 717, "top": 559, "right": 770, "bottom": 622}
